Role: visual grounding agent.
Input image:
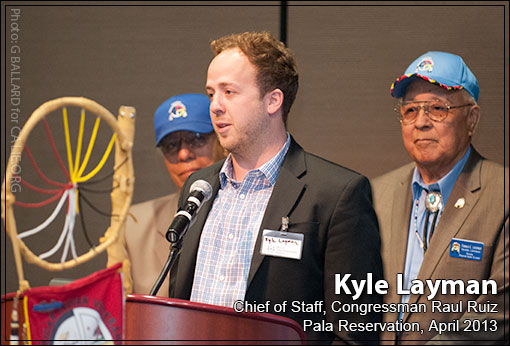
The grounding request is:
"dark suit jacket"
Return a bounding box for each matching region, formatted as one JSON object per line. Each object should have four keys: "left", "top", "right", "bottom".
{"left": 169, "top": 137, "right": 384, "bottom": 344}
{"left": 372, "top": 148, "right": 509, "bottom": 344}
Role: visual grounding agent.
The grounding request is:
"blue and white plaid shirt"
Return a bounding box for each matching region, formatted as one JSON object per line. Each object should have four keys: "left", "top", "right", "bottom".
{"left": 190, "top": 134, "right": 291, "bottom": 307}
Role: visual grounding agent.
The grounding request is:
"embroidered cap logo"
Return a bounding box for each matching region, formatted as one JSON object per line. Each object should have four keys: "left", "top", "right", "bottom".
{"left": 416, "top": 57, "right": 434, "bottom": 73}
{"left": 168, "top": 100, "right": 188, "bottom": 121}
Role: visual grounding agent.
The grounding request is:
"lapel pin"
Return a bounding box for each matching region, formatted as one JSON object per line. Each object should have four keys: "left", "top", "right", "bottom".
{"left": 281, "top": 216, "right": 289, "bottom": 232}
{"left": 454, "top": 198, "right": 465, "bottom": 209}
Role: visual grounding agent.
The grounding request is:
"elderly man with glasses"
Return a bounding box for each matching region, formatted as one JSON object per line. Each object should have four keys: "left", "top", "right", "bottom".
{"left": 371, "top": 52, "right": 508, "bottom": 344}
{"left": 125, "top": 94, "right": 225, "bottom": 296}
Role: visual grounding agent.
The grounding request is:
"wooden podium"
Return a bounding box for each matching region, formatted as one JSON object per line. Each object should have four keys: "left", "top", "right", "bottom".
{"left": 2, "top": 293, "right": 306, "bottom": 345}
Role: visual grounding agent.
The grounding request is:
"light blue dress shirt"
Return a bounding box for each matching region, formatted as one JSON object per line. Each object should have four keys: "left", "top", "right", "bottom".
{"left": 399, "top": 147, "right": 471, "bottom": 320}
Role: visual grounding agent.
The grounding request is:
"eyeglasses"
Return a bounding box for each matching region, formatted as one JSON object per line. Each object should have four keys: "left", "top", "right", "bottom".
{"left": 395, "top": 100, "right": 474, "bottom": 125}
{"left": 159, "top": 132, "right": 214, "bottom": 156}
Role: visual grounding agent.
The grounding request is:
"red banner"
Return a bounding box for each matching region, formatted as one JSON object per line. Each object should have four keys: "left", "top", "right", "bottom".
{"left": 23, "top": 262, "right": 124, "bottom": 344}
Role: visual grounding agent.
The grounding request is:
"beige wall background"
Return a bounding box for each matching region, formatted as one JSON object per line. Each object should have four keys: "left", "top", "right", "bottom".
{"left": 1, "top": 1, "right": 508, "bottom": 294}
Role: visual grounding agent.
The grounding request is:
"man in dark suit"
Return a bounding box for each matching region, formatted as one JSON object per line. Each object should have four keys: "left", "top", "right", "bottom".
{"left": 169, "top": 31, "right": 383, "bottom": 344}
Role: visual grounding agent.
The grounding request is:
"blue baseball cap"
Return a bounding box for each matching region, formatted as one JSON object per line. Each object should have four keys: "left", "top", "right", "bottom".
{"left": 390, "top": 51, "right": 479, "bottom": 101}
{"left": 154, "top": 93, "right": 213, "bottom": 146}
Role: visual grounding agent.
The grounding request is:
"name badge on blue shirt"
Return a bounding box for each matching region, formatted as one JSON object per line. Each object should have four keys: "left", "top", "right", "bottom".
{"left": 449, "top": 238, "right": 484, "bottom": 261}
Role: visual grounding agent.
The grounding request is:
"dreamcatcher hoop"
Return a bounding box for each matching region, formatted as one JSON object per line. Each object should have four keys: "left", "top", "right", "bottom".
{"left": 1, "top": 97, "right": 135, "bottom": 294}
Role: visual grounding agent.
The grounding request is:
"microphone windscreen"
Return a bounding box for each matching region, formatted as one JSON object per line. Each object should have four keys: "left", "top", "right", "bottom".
{"left": 190, "top": 180, "right": 213, "bottom": 202}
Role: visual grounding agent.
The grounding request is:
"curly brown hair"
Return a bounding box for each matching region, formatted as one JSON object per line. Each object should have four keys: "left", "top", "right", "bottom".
{"left": 210, "top": 32, "right": 299, "bottom": 125}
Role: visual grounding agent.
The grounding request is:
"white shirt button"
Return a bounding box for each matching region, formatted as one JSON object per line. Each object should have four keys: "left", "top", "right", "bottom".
{"left": 219, "top": 275, "right": 225, "bottom": 281}
{"left": 239, "top": 194, "right": 245, "bottom": 200}
{"left": 228, "top": 234, "right": 234, "bottom": 240}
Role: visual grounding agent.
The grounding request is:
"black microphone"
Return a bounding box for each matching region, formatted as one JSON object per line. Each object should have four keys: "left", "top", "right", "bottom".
{"left": 165, "top": 180, "right": 213, "bottom": 243}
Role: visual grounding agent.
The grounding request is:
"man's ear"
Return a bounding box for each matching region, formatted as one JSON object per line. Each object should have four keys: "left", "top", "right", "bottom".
{"left": 266, "top": 88, "right": 284, "bottom": 116}
{"left": 467, "top": 105, "right": 480, "bottom": 137}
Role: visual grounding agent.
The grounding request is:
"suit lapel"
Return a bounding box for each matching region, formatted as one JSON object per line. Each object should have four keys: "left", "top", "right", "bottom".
{"left": 247, "top": 138, "right": 307, "bottom": 288}
{"left": 377, "top": 166, "right": 414, "bottom": 344}
{"left": 404, "top": 150, "right": 483, "bottom": 315}
{"left": 389, "top": 168, "right": 414, "bottom": 287}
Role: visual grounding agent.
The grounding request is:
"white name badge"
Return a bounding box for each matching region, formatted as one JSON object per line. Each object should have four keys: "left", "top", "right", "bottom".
{"left": 260, "top": 229, "right": 304, "bottom": 260}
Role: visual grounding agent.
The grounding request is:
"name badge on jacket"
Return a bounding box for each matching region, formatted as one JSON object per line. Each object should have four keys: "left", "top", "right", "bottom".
{"left": 260, "top": 229, "right": 304, "bottom": 260}
{"left": 449, "top": 238, "right": 484, "bottom": 261}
